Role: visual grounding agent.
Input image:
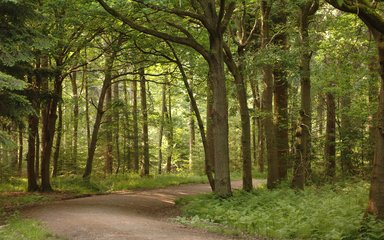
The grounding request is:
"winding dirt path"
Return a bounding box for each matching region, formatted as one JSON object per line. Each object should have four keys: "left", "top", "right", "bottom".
{"left": 23, "top": 180, "right": 261, "bottom": 240}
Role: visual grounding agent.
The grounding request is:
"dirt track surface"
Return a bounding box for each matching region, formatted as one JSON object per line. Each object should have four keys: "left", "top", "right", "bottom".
{"left": 23, "top": 180, "right": 261, "bottom": 240}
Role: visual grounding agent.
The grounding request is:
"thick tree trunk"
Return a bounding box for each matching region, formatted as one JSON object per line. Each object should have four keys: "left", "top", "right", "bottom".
{"left": 261, "top": 0, "right": 279, "bottom": 189}
{"left": 132, "top": 80, "right": 139, "bottom": 173}
{"left": 273, "top": 68, "right": 289, "bottom": 181}
{"left": 272, "top": 2, "right": 289, "bottom": 181}
{"left": 140, "top": 68, "right": 150, "bottom": 176}
{"left": 52, "top": 100, "right": 63, "bottom": 177}
{"left": 208, "top": 35, "right": 232, "bottom": 197}
{"left": 83, "top": 51, "right": 117, "bottom": 179}
{"left": 367, "top": 31, "right": 384, "bottom": 220}
{"left": 325, "top": 92, "right": 336, "bottom": 178}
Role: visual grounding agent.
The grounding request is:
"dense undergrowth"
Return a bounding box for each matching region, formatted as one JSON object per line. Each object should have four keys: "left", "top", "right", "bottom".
{"left": 177, "top": 180, "right": 384, "bottom": 240}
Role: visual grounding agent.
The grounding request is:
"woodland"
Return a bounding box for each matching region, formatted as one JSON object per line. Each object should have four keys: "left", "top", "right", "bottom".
{"left": 1, "top": 0, "right": 384, "bottom": 239}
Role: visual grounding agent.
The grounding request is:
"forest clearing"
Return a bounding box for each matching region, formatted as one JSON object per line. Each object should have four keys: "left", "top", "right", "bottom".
{"left": 1, "top": 0, "right": 384, "bottom": 239}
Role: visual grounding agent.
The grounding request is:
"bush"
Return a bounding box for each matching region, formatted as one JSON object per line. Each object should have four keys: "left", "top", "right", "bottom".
{"left": 177, "top": 180, "right": 384, "bottom": 240}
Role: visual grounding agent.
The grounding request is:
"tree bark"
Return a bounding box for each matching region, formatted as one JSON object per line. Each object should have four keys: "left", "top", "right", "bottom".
{"left": 52, "top": 99, "right": 63, "bottom": 177}
{"left": 113, "top": 81, "right": 121, "bottom": 174}
{"left": 261, "top": 0, "right": 279, "bottom": 189}
{"left": 166, "top": 85, "right": 173, "bottom": 173}
{"left": 140, "top": 68, "right": 150, "bottom": 176}
{"left": 325, "top": 92, "right": 336, "bottom": 178}
{"left": 272, "top": 1, "right": 289, "bottom": 181}
{"left": 292, "top": 0, "right": 318, "bottom": 189}
{"left": 132, "top": 79, "right": 139, "bottom": 173}
{"left": 18, "top": 125, "right": 23, "bottom": 176}
{"left": 158, "top": 84, "right": 166, "bottom": 174}
{"left": 104, "top": 77, "right": 113, "bottom": 174}
{"left": 71, "top": 71, "right": 79, "bottom": 170}
{"left": 189, "top": 80, "right": 195, "bottom": 172}
{"left": 26, "top": 76, "right": 39, "bottom": 191}
{"left": 367, "top": 30, "right": 384, "bottom": 220}
{"left": 123, "top": 80, "right": 131, "bottom": 172}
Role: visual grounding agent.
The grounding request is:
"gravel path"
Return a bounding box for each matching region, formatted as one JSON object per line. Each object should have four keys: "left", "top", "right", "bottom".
{"left": 23, "top": 180, "right": 262, "bottom": 240}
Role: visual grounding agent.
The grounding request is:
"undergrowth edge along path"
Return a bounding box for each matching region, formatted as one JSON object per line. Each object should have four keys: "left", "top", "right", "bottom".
{"left": 23, "top": 180, "right": 262, "bottom": 240}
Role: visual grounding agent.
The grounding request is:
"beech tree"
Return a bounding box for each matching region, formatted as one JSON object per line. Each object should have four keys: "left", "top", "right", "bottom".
{"left": 96, "top": 0, "right": 236, "bottom": 197}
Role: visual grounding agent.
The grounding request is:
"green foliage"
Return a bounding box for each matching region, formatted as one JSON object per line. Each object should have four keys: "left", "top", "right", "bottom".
{"left": 51, "top": 173, "right": 207, "bottom": 194}
{"left": 0, "top": 214, "right": 58, "bottom": 240}
{"left": 177, "top": 180, "right": 384, "bottom": 240}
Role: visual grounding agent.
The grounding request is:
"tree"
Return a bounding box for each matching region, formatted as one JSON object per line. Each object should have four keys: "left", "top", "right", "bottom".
{"left": 96, "top": 0, "right": 236, "bottom": 197}
{"left": 292, "top": 0, "right": 319, "bottom": 189}
{"left": 325, "top": 0, "right": 384, "bottom": 219}
{"left": 139, "top": 67, "right": 150, "bottom": 176}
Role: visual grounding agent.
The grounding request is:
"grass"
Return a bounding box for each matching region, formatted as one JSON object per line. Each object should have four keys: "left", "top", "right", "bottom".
{"left": 176, "top": 180, "right": 384, "bottom": 240}
{"left": 0, "top": 214, "right": 60, "bottom": 240}
{"left": 52, "top": 173, "right": 208, "bottom": 194}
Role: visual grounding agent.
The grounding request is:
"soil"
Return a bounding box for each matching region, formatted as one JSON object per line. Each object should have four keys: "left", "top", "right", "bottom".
{"left": 22, "top": 180, "right": 261, "bottom": 240}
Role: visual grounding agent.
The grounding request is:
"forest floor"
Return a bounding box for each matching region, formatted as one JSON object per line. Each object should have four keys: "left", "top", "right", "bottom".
{"left": 22, "top": 180, "right": 262, "bottom": 240}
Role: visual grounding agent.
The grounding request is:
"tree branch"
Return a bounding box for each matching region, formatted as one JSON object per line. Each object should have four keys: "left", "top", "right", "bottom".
{"left": 96, "top": 0, "right": 210, "bottom": 61}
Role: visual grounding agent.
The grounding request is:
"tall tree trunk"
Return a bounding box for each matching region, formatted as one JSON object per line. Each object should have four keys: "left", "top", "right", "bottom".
{"left": 273, "top": 1, "right": 289, "bottom": 181}
{"left": 83, "top": 51, "right": 117, "bottom": 179}
{"left": 104, "top": 79, "right": 113, "bottom": 174}
{"left": 18, "top": 125, "right": 23, "bottom": 176}
{"left": 132, "top": 79, "right": 139, "bottom": 173}
{"left": 71, "top": 71, "right": 79, "bottom": 170}
{"left": 224, "top": 45, "right": 252, "bottom": 191}
{"left": 261, "top": 0, "right": 279, "bottom": 189}
{"left": 140, "top": 68, "right": 150, "bottom": 176}
{"left": 251, "top": 79, "right": 264, "bottom": 173}
{"left": 325, "top": 92, "right": 336, "bottom": 178}
{"left": 26, "top": 76, "right": 39, "bottom": 191}
{"left": 209, "top": 40, "right": 232, "bottom": 197}
{"left": 292, "top": 0, "right": 318, "bottom": 189}
{"left": 166, "top": 85, "right": 173, "bottom": 173}
{"left": 113, "top": 81, "right": 121, "bottom": 174}
{"left": 85, "top": 65, "right": 91, "bottom": 148}
{"left": 273, "top": 68, "right": 289, "bottom": 181}
{"left": 52, "top": 100, "right": 63, "bottom": 177}
{"left": 367, "top": 31, "right": 384, "bottom": 220}
{"left": 123, "top": 80, "right": 131, "bottom": 172}
{"left": 40, "top": 54, "right": 61, "bottom": 192}
{"left": 189, "top": 80, "right": 195, "bottom": 171}
{"left": 158, "top": 84, "right": 166, "bottom": 174}
{"left": 35, "top": 119, "right": 39, "bottom": 179}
